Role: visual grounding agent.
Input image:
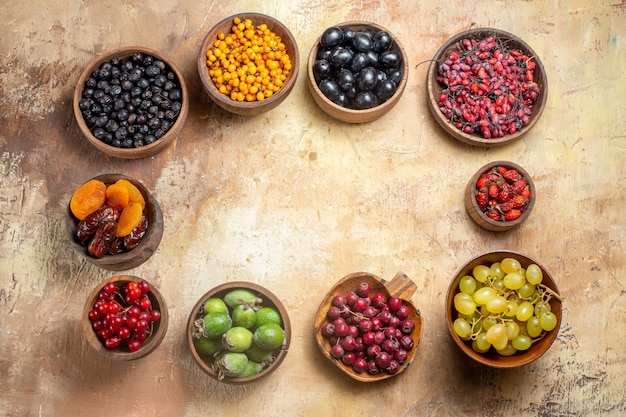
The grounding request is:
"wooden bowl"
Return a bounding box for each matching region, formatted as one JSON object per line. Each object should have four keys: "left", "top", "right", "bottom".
{"left": 314, "top": 272, "right": 423, "bottom": 382}
{"left": 465, "top": 160, "right": 536, "bottom": 232}
{"left": 83, "top": 275, "right": 169, "bottom": 360}
{"left": 65, "top": 174, "right": 164, "bottom": 270}
{"left": 427, "top": 28, "right": 547, "bottom": 147}
{"left": 446, "top": 250, "right": 562, "bottom": 368}
{"left": 73, "top": 46, "right": 189, "bottom": 159}
{"left": 306, "top": 22, "right": 409, "bottom": 123}
{"left": 197, "top": 13, "right": 300, "bottom": 116}
{"left": 187, "top": 281, "right": 291, "bottom": 384}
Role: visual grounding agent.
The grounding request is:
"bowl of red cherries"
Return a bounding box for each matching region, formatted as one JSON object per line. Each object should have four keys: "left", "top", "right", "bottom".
{"left": 314, "top": 271, "right": 423, "bottom": 382}
{"left": 83, "top": 275, "right": 168, "bottom": 360}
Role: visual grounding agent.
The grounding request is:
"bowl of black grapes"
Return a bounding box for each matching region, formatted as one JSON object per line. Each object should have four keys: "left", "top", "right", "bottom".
{"left": 306, "top": 22, "right": 408, "bottom": 123}
{"left": 73, "top": 46, "right": 189, "bottom": 159}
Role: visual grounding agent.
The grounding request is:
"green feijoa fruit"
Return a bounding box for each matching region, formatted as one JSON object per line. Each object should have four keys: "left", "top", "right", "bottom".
{"left": 245, "top": 343, "right": 275, "bottom": 364}
{"left": 223, "top": 289, "right": 261, "bottom": 309}
{"left": 238, "top": 360, "right": 264, "bottom": 378}
{"left": 253, "top": 323, "right": 285, "bottom": 350}
{"left": 194, "top": 335, "right": 222, "bottom": 356}
{"left": 222, "top": 326, "right": 253, "bottom": 353}
{"left": 214, "top": 352, "right": 248, "bottom": 378}
{"left": 203, "top": 312, "right": 232, "bottom": 339}
{"left": 255, "top": 306, "right": 282, "bottom": 327}
{"left": 203, "top": 297, "right": 229, "bottom": 315}
{"left": 232, "top": 304, "right": 257, "bottom": 329}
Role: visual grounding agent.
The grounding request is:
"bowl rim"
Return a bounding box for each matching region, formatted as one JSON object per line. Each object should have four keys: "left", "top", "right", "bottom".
{"left": 426, "top": 27, "right": 548, "bottom": 147}
{"left": 465, "top": 160, "right": 536, "bottom": 231}
{"left": 82, "top": 275, "right": 169, "bottom": 360}
{"left": 306, "top": 21, "right": 409, "bottom": 123}
{"left": 197, "top": 12, "right": 300, "bottom": 115}
{"left": 445, "top": 250, "right": 562, "bottom": 368}
{"left": 186, "top": 280, "right": 291, "bottom": 384}
{"left": 65, "top": 173, "right": 164, "bottom": 270}
{"left": 73, "top": 46, "right": 189, "bottom": 159}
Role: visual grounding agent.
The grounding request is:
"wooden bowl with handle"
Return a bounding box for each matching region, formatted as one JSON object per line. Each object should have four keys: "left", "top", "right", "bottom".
{"left": 314, "top": 271, "right": 422, "bottom": 382}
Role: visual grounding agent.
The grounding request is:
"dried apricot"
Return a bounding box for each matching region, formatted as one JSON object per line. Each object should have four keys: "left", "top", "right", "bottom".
{"left": 116, "top": 179, "right": 146, "bottom": 209}
{"left": 116, "top": 202, "right": 144, "bottom": 237}
{"left": 70, "top": 179, "right": 107, "bottom": 220}
{"left": 106, "top": 183, "right": 130, "bottom": 211}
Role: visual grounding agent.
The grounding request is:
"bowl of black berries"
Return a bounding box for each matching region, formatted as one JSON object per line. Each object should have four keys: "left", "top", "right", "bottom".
{"left": 307, "top": 22, "right": 408, "bottom": 123}
{"left": 74, "top": 46, "right": 189, "bottom": 159}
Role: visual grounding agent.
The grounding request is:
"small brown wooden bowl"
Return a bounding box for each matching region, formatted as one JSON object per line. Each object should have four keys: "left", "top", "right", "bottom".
{"left": 465, "top": 160, "right": 536, "bottom": 232}
{"left": 446, "top": 250, "right": 562, "bottom": 368}
{"left": 73, "top": 46, "right": 189, "bottom": 159}
{"left": 306, "top": 22, "right": 409, "bottom": 123}
{"left": 427, "top": 28, "right": 547, "bottom": 147}
{"left": 82, "top": 275, "right": 169, "bottom": 360}
{"left": 197, "top": 13, "right": 300, "bottom": 116}
{"left": 314, "top": 272, "right": 423, "bottom": 382}
{"left": 187, "top": 281, "right": 291, "bottom": 384}
{"left": 65, "top": 174, "right": 164, "bottom": 270}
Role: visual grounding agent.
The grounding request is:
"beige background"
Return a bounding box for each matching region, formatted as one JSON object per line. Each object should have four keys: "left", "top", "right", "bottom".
{"left": 1, "top": 0, "right": 625, "bottom": 416}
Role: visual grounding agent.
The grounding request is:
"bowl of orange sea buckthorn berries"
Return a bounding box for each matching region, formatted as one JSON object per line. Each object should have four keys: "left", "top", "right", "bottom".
{"left": 198, "top": 13, "right": 300, "bottom": 116}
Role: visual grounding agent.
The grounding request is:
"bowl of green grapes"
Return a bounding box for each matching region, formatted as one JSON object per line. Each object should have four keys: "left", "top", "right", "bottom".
{"left": 446, "top": 250, "right": 562, "bottom": 368}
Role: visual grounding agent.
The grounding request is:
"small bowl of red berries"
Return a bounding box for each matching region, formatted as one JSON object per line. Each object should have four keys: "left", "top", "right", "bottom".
{"left": 465, "top": 161, "right": 536, "bottom": 232}
{"left": 427, "top": 28, "right": 548, "bottom": 147}
{"left": 313, "top": 271, "right": 423, "bottom": 382}
{"left": 83, "top": 275, "right": 168, "bottom": 360}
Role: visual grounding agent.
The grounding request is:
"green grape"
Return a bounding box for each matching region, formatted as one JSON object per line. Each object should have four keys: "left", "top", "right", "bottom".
{"left": 535, "top": 301, "right": 551, "bottom": 317}
{"left": 539, "top": 312, "right": 558, "bottom": 331}
{"left": 479, "top": 304, "right": 489, "bottom": 316}
{"left": 492, "top": 279, "right": 505, "bottom": 291}
{"left": 501, "top": 257, "right": 521, "bottom": 274}
{"left": 454, "top": 292, "right": 477, "bottom": 315}
{"left": 486, "top": 295, "right": 508, "bottom": 314}
{"left": 453, "top": 318, "right": 472, "bottom": 339}
{"left": 489, "top": 262, "right": 505, "bottom": 279}
{"left": 512, "top": 334, "right": 532, "bottom": 351}
{"left": 517, "top": 282, "right": 536, "bottom": 299}
{"left": 516, "top": 301, "right": 534, "bottom": 322}
{"left": 459, "top": 275, "right": 477, "bottom": 295}
{"left": 526, "top": 316, "right": 542, "bottom": 338}
{"left": 473, "top": 287, "right": 497, "bottom": 305}
{"left": 526, "top": 264, "right": 543, "bottom": 285}
{"left": 492, "top": 334, "right": 509, "bottom": 351}
{"left": 496, "top": 341, "right": 517, "bottom": 356}
{"left": 486, "top": 323, "right": 506, "bottom": 344}
{"left": 517, "top": 321, "right": 528, "bottom": 336}
{"left": 472, "top": 337, "right": 490, "bottom": 353}
{"left": 472, "top": 265, "right": 491, "bottom": 283}
{"left": 474, "top": 332, "right": 491, "bottom": 351}
{"left": 503, "top": 272, "right": 525, "bottom": 290}
{"left": 519, "top": 267, "right": 526, "bottom": 277}
{"left": 505, "top": 321, "right": 520, "bottom": 340}
{"left": 504, "top": 300, "right": 518, "bottom": 317}
{"left": 482, "top": 316, "right": 498, "bottom": 331}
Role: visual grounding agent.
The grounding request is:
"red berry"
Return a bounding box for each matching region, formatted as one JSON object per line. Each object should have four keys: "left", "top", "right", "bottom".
{"left": 139, "top": 296, "right": 152, "bottom": 310}
{"left": 127, "top": 339, "right": 142, "bottom": 352}
{"left": 105, "top": 337, "right": 122, "bottom": 350}
{"left": 388, "top": 297, "right": 403, "bottom": 311}
{"left": 510, "top": 195, "right": 528, "bottom": 209}
{"left": 504, "top": 209, "right": 522, "bottom": 221}
{"left": 138, "top": 280, "right": 151, "bottom": 294}
{"left": 488, "top": 184, "right": 499, "bottom": 198}
{"left": 356, "top": 281, "right": 371, "bottom": 298}
{"left": 475, "top": 191, "right": 489, "bottom": 209}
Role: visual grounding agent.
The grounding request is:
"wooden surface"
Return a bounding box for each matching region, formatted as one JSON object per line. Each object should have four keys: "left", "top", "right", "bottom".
{"left": 1, "top": 1, "right": 625, "bottom": 416}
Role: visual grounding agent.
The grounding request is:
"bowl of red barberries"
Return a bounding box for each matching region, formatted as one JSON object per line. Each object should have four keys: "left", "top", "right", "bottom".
{"left": 465, "top": 161, "right": 536, "bottom": 231}
{"left": 74, "top": 46, "right": 189, "bottom": 159}
{"left": 314, "top": 271, "right": 423, "bottom": 382}
{"left": 427, "top": 28, "right": 547, "bottom": 147}
{"left": 65, "top": 173, "right": 164, "bottom": 270}
{"left": 83, "top": 275, "right": 168, "bottom": 360}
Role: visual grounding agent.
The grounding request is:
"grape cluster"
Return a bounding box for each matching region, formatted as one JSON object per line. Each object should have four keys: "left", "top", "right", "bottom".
{"left": 88, "top": 280, "right": 161, "bottom": 352}
{"left": 452, "top": 257, "right": 561, "bottom": 356}
{"left": 78, "top": 52, "right": 183, "bottom": 148}
{"left": 320, "top": 281, "right": 416, "bottom": 375}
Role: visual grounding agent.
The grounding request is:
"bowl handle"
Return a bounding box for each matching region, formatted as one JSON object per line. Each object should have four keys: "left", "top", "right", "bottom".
{"left": 383, "top": 272, "right": 417, "bottom": 300}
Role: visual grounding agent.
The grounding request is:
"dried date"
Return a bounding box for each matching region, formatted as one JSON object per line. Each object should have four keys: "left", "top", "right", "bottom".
{"left": 76, "top": 206, "right": 118, "bottom": 241}
{"left": 123, "top": 215, "right": 148, "bottom": 251}
{"left": 87, "top": 221, "right": 116, "bottom": 258}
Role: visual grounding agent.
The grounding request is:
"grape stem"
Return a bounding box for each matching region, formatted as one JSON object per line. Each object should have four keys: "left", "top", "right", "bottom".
{"left": 536, "top": 283, "right": 563, "bottom": 303}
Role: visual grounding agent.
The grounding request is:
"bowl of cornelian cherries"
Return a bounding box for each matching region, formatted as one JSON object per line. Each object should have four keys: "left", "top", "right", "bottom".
{"left": 465, "top": 161, "right": 536, "bottom": 231}
{"left": 65, "top": 173, "right": 164, "bottom": 270}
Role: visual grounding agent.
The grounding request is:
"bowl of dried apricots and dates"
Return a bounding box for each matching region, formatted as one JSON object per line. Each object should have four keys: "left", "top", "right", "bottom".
{"left": 314, "top": 271, "right": 422, "bottom": 382}
{"left": 465, "top": 161, "right": 535, "bottom": 232}
{"left": 73, "top": 46, "right": 189, "bottom": 159}
{"left": 65, "top": 174, "right": 164, "bottom": 270}
{"left": 83, "top": 275, "right": 168, "bottom": 360}
{"left": 426, "top": 28, "right": 547, "bottom": 147}
{"left": 198, "top": 13, "right": 300, "bottom": 116}
{"left": 307, "top": 22, "right": 409, "bottom": 123}
{"left": 446, "top": 250, "right": 562, "bottom": 368}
